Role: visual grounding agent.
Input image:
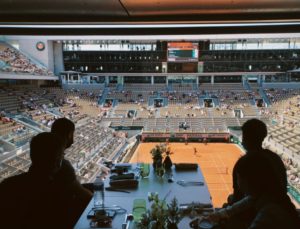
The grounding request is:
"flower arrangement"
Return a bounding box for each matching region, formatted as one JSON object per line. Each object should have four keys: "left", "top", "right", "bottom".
{"left": 150, "top": 144, "right": 173, "bottom": 177}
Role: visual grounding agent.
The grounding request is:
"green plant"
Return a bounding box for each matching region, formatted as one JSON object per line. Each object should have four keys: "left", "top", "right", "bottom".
{"left": 136, "top": 196, "right": 182, "bottom": 229}
{"left": 150, "top": 145, "right": 164, "bottom": 170}
{"left": 150, "top": 145, "right": 164, "bottom": 161}
{"left": 137, "top": 211, "right": 151, "bottom": 229}
{"left": 167, "top": 198, "right": 181, "bottom": 225}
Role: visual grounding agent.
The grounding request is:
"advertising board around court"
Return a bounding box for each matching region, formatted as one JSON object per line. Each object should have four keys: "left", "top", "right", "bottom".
{"left": 141, "top": 132, "right": 230, "bottom": 142}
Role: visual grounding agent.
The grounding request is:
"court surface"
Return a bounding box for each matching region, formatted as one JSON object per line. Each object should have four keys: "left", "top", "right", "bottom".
{"left": 130, "top": 142, "right": 243, "bottom": 207}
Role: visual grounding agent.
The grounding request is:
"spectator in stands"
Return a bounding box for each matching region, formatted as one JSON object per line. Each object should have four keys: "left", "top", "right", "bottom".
{"left": 0, "top": 132, "right": 91, "bottom": 228}
{"left": 51, "top": 118, "right": 94, "bottom": 193}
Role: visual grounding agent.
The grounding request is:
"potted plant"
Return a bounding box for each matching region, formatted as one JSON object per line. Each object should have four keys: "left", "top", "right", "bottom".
{"left": 167, "top": 198, "right": 181, "bottom": 229}
{"left": 137, "top": 195, "right": 182, "bottom": 229}
{"left": 150, "top": 145, "right": 164, "bottom": 170}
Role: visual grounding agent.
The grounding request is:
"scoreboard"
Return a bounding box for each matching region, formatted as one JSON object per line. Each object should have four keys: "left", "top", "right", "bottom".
{"left": 167, "top": 42, "right": 199, "bottom": 62}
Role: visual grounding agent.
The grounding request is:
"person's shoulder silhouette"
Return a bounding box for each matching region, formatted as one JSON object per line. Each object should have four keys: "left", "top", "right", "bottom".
{"left": 235, "top": 153, "right": 300, "bottom": 229}
{"left": 0, "top": 132, "right": 66, "bottom": 228}
{"left": 51, "top": 118, "right": 92, "bottom": 223}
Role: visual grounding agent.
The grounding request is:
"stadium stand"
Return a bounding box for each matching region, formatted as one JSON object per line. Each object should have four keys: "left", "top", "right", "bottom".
{"left": 0, "top": 43, "right": 54, "bottom": 76}
{"left": 1, "top": 36, "right": 300, "bottom": 210}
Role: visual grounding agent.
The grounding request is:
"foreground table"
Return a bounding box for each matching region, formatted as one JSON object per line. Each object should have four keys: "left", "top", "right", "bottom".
{"left": 74, "top": 164, "right": 212, "bottom": 229}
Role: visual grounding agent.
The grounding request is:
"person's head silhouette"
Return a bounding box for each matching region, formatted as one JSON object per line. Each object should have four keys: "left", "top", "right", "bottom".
{"left": 51, "top": 118, "right": 75, "bottom": 149}
{"left": 242, "top": 119, "right": 267, "bottom": 152}
{"left": 30, "top": 132, "right": 64, "bottom": 175}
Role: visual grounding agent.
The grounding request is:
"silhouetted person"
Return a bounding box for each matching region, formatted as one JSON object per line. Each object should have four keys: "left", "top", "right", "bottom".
{"left": 0, "top": 132, "right": 90, "bottom": 229}
{"left": 209, "top": 119, "right": 287, "bottom": 228}
{"left": 234, "top": 154, "right": 300, "bottom": 229}
{"left": 207, "top": 120, "right": 297, "bottom": 229}
{"left": 230, "top": 119, "right": 287, "bottom": 204}
{"left": 51, "top": 118, "right": 77, "bottom": 180}
{"left": 51, "top": 118, "right": 94, "bottom": 193}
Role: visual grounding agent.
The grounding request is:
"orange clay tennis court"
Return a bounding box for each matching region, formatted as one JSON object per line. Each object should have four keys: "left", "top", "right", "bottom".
{"left": 130, "top": 142, "right": 244, "bottom": 208}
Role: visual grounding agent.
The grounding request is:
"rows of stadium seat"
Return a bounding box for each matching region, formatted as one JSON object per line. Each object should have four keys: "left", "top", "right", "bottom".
{"left": 105, "top": 117, "right": 245, "bottom": 133}
{"left": 0, "top": 152, "right": 31, "bottom": 182}
{"left": 283, "top": 157, "right": 300, "bottom": 191}
{"left": 0, "top": 89, "right": 21, "bottom": 113}
{"left": 123, "top": 83, "right": 167, "bottom": 92}
{"left": 62, "top": 118, "right": 126, "bottom": 182}
{"left": 108, "top": 90, "right": 149, "bottom": 104}
{"left": 171, "top": 84, "right": 194, "bottom": 92}
{"left": 0, "top": 117, "right": 37, "bottom": 147}
{"left": 0, "top": 117, "right": 127, "bottom": 183}
{"left": 0, "top": 44, "right": 54, "bottom": 76}
{"left": 268, "top": 125, "right": 300, "bottom": 155}
{"left": 113, "top": 104, "right": 252, "bottom": 119}
{"left": 1, "top": 83, "right": 299, "bottom": 191}
{"left": 264, "top": 140, "right": 300, "bottom": 194}
{"left": 164, "top": 91, "right": 199, "bottom": 105}
{"left": 199, "top": 83, "right": 245, "bottom": 90}
{"left": 264, "top": 88, "right": 300, "bottom": 104}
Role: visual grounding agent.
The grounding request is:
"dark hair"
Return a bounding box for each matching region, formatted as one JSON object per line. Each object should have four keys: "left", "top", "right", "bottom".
{"left": 242, "top": 119, "right": 267, "bottom": 144}
{"left": 30, "top": 132, "right": 63, "bottom": 169}
{"left": 51, "top": 118, "right": 75, "bottom": 137}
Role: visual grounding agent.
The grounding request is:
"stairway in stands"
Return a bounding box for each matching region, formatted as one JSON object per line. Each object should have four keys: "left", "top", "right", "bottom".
{"left": 167, "top": 83, "right": 173, "bottom": 92}
{"left": 243, "top": 80, "right": 251, "bottom": 91}
{"left": 259, "top": 88, "right": 271, "bottom": 106}
{"left": 98, "top": 87, "right": 109, "bottom": 105}
{"left": 116, "top": 83, "right": 123, "bottom": 92}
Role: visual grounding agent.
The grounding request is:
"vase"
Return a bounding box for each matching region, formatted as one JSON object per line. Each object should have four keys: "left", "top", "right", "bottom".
{"left": 163, "top": 155, "right": 173, "bottom": 170}
{"left": 156, "top": 166, "right": 165, "bottom": 178}
{"left": 153, "top": 159, "right": 162, "bottom": 170}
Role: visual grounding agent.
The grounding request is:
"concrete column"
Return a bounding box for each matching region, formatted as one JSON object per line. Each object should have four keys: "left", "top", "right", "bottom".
{"left": 211, "top": 75, "right": 214, "bottom": 84}
{"left": 151, "top": 76, "right": 154, "bottom": 85}
{"left": 105, "top": 76, "right": 109, "bottom": 85}
{"left": 60, "top": 75, "right": 64, "bottom": 84}
{"left": 196, "top": 76, "right": 199, "bottom": 85}
{"left": 118, "top": 76, "right": 124, "bottom": 85}
{"left": 166, "top": 76, "right": 168, "bottom": 85}
{"left": 242, "top": 75, "right": 246, "bottom": 86}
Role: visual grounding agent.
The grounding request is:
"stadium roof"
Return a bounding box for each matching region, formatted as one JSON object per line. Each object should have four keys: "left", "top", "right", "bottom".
{"left": 1, "top": 0, "right": 300, "bottom": 35}
{"left": 1, "top": 0, "right": 300, "bottom": 23}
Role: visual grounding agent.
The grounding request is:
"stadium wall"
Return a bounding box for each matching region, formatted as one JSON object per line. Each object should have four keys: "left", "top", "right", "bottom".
{"left": 53, "top": 41, "right": 64, "bottom": 76}
{"left": 141, "top": 132, "right": 230, "bottom": 142}
{"left": 18, "top": 39, "right": 54, "bottom": 71}
{"left": 262, "top": 82, "right": 300, "bottom": 88}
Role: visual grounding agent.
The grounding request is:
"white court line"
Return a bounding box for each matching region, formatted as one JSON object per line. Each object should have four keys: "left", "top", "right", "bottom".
{"left": 216, "top": 153, "right": 231, "bottom": 193}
